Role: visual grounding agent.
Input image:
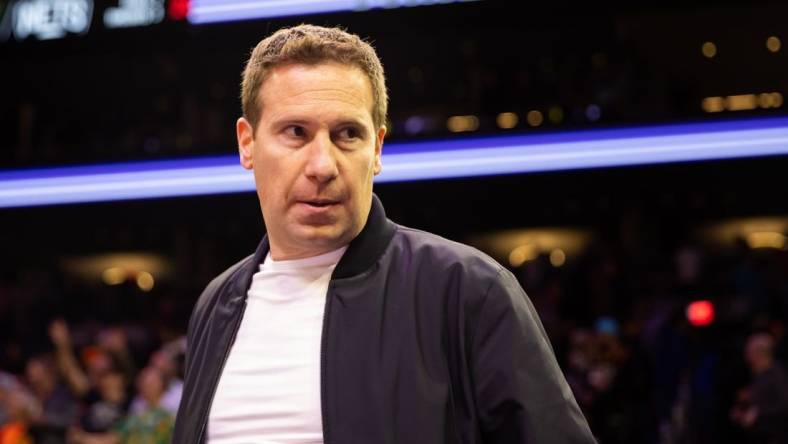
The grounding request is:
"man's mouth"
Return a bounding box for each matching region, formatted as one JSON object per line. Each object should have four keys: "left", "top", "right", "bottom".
{"left": 298, "top": 199, "right": 340, "bottom": 208}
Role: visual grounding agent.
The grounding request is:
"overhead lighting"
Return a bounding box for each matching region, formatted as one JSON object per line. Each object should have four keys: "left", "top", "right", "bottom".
{"left": 725, "top": 94, "right": 757, "bottom": 111}
{"left": 550, "top": 249, "right": 566, "bottom": 267}
{"left": 102, "top": 267, "right": 126, "bottom": 286}
{"left": 187, "top": 0, "right": 475, "bottom": 24}
{"left": 703, "top": 92, "right": 782, "bottom": 112}
{"left": 496, "top": 112, "right": 519, "bottom": 129}
{"left": 63, "top": 252, "right": 171, "bottom": 283}
{"left": 746, "top": 232, "right": 787, "bottom": 250}
{"left": 136, "top": 271, "right": 155, "bottom": 292}
{"left": 702, "top": 41, "right": 717, "bottom": 58}
{"left": 526, "top": 110, "right": 543, "bottom": 127}
{"left": 702, "top": 216, "right": 788, "bottom": 249}
{"left": 702, "top": 97, "right": 725, "bottom": 113}
{"left": 767, "top": 36, "right": 781, "bottom": 53}
{"left": 4, "top": 117, "right": 788, "bottom": 208}
{"left": 756, "top": 92, "right": 782, "bottom": 109}
{"left": 771, "top": 92, "right": 783, "bottom": 108}
{"left": 447, "top": 115, "right": 479, "bottom": 133}
{"left": 758, "top": 93, "right": 773, "bottom": 108}
{"left": 405, "top": 116, "right": 427, "bottom": 135}
{"left": 585, "top": 104, "right": 601, "bottom": 122}
{"left": 548, "top": 106, "right": 564, "bottom": 124}
{"left": 509, "top": 244, "right": 538, "bottom": 267}
{"left": 471, "top": 228, "right": 591, "bottom": 267}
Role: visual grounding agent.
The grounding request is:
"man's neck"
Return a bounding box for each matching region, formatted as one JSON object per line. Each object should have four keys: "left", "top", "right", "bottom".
{"left": 268, "top": 243, "right": 349, "bottom": 261}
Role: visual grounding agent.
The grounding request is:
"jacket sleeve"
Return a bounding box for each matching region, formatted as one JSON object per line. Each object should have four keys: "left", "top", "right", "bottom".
{"left": 470, "top": 268, "right": 596, "bottom": 443}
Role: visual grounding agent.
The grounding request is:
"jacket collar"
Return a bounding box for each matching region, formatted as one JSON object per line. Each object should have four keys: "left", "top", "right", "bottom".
{"left": 232, "top": 194, "right": 396, "bottom": 294}
{"left": 333, "top": 193, "right": 397, "bottom": 279}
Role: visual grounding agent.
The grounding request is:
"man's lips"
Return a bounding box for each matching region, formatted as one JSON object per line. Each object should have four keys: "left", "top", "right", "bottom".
{"left": 296, "top": 198, "right": 342, "bottom": 208}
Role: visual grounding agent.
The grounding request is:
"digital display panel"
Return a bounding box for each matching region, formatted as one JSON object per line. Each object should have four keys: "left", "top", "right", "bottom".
{"left": 2, "top": 117, "right": 786, "bottom": 208}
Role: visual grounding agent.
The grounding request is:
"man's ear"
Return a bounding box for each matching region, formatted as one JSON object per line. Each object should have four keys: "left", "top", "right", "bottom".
{"left": 237, "top": 117, "right": 255, "bottom": 170}
{"left": 373, "top": 125, "right": 386, "bottom": 175}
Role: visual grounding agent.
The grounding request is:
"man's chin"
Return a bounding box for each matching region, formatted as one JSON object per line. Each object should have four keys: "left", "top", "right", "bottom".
{"left": 292, "top": 224, "right": 351, "bottom": 249}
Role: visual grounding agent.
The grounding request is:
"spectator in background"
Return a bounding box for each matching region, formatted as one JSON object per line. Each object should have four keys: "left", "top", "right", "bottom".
{"left": 94, "top": 328, "right": 137, "bottom": 388}
{"left": 564, "top": 322, "right": 633, "bottom": 443}
{"left": 24, "top": 355, "right": 78, "bottom": 432}
{"left": 731, "top": 333, "right": 788, "bottom": 443}
{"left": 0, "top": 389, "right": 37, "bottom": 444}
{"left": 0, "top": 374, "right": 38, "bottom": 444}
{"left": 79, "top": 370, "right": 129, "bottom": 434}
{"left": 128, "top": 349, "right": 181, "bottom": 417}
{"left": 117, "top": 367, "right": 173, "bottom": 444}
{"left": 49, "top": 320, "right": 136, "bottom": 403}
{"left": 0, "top": 373, "right": 20, "bottom": 427}
{"left": 69, "top": 367, "right": 173, "bottom": 444}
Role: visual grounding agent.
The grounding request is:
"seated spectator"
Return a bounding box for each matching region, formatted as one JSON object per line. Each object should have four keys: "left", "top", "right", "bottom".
{"left": 118, "top": 367, "right": 173, "bottom": 443}
{"left": 68, "top": 367, "right": 173, "bottom": 444}
{"left": 730, "top": 332, "right": 788, "bottom": 443}
{"left": 80, "top": 371, "right": 129, "bottom": 434}
{"left": 128, "top": 349, "right": 181, "bottom": 417}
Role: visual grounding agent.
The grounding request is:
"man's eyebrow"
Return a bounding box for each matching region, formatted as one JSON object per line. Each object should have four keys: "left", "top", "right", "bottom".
{"left": 333, "top": 118, "right": 367, "bottom": 128}
{"left": 270, "top": 117, "right": 311, "bottom": 128}
{"left": 269, "top": 116, "right": 368, "bottom": 127}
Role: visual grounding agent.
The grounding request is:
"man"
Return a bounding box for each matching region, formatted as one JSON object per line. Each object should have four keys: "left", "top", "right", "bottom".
{"left": 174, "top": 24, "right": 595, "bottom": 443}
{"left": 731, "top": 333, "right": 788, "bottom": 443}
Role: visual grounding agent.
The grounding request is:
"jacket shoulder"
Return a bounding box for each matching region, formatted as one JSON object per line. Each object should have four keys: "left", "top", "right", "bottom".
{"left": 392, "top": 225, "right": 506, "bottom": 281}
{"left": 188, "top": 254, "right": 254, "bottom": 333}
{"left": 389, "top": 225, "right": 538, "bottom": 326}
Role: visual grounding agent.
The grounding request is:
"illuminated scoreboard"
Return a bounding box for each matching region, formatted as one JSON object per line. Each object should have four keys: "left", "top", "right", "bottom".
{"left": 0, "top": 0, "right": 474, "bottom": 42}
{"left": 1, "top": 0, "right": 169, "bottom": 41}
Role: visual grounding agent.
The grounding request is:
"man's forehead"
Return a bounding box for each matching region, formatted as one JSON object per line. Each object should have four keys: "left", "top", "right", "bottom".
{"left": 266, "top": 62, "right": 369, "bottom": 92}
{"left": 258, "top": 62, "right": 375, "bottom": 122}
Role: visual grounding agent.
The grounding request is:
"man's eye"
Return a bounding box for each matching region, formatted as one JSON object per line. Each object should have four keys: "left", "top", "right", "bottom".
{"left": 338, "top": 127, "right": 360, "bottom": 140}
{"left": 285, "top": 126, "right": 305, "bottom": 137}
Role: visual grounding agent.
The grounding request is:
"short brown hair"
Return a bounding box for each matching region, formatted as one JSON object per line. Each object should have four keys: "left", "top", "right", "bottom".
{"left": 241, "top": 24, "right": 388, "bottom": 131}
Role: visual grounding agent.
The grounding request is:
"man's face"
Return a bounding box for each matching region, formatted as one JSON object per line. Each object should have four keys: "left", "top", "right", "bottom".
{"left": 237, "top": 62, "right": 385, "bottom": 260}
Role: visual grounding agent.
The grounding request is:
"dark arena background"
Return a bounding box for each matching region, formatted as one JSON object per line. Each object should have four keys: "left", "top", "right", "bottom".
{"left": 2, "top": 0, "right": 788, "bottom": 443}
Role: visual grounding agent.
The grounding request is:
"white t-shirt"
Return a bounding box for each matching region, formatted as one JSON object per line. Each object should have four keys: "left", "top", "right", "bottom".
{"left": 207, "top": 246, "right": 347, "bottom": 444}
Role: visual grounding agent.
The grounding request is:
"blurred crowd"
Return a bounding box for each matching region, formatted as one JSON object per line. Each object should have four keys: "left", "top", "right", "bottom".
{"left": 508, "top": 226, "right": 788, "bottom": 443}
{"left": 0, "top": 319, "right": 183, "bottom": 444}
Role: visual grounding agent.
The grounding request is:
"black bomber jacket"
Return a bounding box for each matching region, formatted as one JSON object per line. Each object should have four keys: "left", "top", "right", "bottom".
{"left": 173, "top": 195, "right": 596, "bottom": 443}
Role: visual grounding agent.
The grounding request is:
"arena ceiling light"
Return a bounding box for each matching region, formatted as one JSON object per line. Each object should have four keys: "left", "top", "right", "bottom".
{"left": 1, "top": 117, "right": 788, "bottom": 208}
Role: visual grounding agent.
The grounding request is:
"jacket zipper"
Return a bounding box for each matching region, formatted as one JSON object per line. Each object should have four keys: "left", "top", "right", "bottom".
{"left": 196, "top": 297, "right": 248, "bottom": 443}
{"left": 320, "top": 283, "right": 334, "bottom": 444}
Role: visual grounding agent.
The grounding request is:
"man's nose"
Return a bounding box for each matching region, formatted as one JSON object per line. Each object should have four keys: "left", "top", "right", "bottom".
{"left": 303, "top": 132, "right": 339, "bottom": 183}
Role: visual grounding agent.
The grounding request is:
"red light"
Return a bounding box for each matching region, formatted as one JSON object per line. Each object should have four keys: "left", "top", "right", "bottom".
{"left": 686, "top": 300, "right": 715, "bottom": 327}
{"left": 168, "top": 0, "right": 190, "bottom": 20}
